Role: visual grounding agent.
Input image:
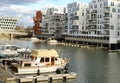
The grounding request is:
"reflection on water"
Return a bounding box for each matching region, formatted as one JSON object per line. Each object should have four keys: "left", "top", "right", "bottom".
{"left": 0, "top": 38, "right": 120, "bottom": 83}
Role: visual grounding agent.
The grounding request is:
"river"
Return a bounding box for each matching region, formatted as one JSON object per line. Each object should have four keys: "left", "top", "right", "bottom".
{"left": 0, "top": 38, "right": 120, "bottom": 83}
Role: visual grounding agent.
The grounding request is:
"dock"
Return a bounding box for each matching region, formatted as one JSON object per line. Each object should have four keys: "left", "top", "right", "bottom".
{"left": 0, "top": 64, "right": 13, "bottom": 82}
{"left": 0, "top": 64, "right": 77, "bottom": 83}
{"left": 5, "top": 72, "right": 76, "bottom": 83}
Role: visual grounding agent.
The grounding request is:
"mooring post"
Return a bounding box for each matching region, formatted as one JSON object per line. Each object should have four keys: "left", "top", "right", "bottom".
{"left": 63, "top": 76, "right": 66, "bottom": 82}
{"left": 48, "top": 77, "right": 52, "bottom": 83}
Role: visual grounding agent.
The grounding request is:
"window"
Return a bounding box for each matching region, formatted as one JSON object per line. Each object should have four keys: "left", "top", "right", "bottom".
{"left": 118, "top": 3, "right": 120, "bottom": 7}
{"left": 82, "top": 13, "right": 84, "bottom": 16}
{"left": 118, "top": 32, "right": 120, "bottom": 36}
{"left": 111, "top": 2, "right": 114, "bottom": 6}
{"left": 118, "top": 26, "right": 120, "bottom": 30}
{"left": 118, "top": 9, "right": 120, "bottom": 13}
{"left": 111, "top": 25, "right": 114, "bottom": 30}
{"left": 112, "top": 8, "right": 116, "bottom": 12}
{"left": 40, "top": 57, "right": 44, "bottom": 62}
{"left": 94, "top": 4, "right": 97, "bottom": 8}
{"left": 45, "top": 57, "right": 49, "bottom": 62}
{"left": 24, "top": 63, "right": 31, "bottom": 67}
{"left": 104, "top": 1, "right": 108, "bottom": 7}
{"left": 100, "top": 3, "right": 102, "bottom": 7}
{"left": 118, "top": 14, "right": 120, "bottom": 19}
{"left": 100, "top": 15, "right": 102, "bottom": 18}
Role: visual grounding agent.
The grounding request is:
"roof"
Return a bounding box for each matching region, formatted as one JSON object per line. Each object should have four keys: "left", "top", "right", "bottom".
{"left": 31, "top": 49, "right": 59, "bottom": 57}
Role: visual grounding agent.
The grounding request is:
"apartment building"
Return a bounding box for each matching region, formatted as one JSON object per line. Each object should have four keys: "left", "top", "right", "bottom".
{"left": 0, "top": 17, "right": 17, "bottom": 31}
{"left": 86, "top": 0, "right": 120, "bottom": 49}
{"left": 67, "top": 2, "right": 88, "bottom": 35}
{"left": 40, "top": 7, "right": 66, "bottom": 37}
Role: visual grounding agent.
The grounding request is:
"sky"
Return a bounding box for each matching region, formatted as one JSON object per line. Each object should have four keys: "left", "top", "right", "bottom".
{"left": 0, "top": 0, "right": 91, "bottom": 27}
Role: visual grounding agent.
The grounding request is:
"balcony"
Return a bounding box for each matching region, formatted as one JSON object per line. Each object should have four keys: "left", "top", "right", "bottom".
{"left": 104, "top": 5, "right": 110, "bottom": 8}
{"left": 103, "top": 25, "right": 110, "bottom": 31}
{"left": 87, "top": 26, "right": 97, "bottom": 31}
{"left": 91, "top": 10, "right": 97, "bottom": 15}
{"left": 103, "top": 20, "right": 110, "bottom": 25}
{"left": 104, "top": 15, "right": 110, "bottom": 19}
{"left": 88, "top": 22, "right": 97, "bottom": 26}
{"left": 104, "top": 9, "right": 110, "bottom": 13}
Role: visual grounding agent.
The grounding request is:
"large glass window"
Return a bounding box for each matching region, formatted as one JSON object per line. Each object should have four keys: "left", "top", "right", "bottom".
{"left": 104, "top": 1, "right": 108, "bottom": 7}
{"left": 112, "top": 8, "right": 116, "bottom": 12}
{"left": 111, "top": 2, "right": 114, "bottom": 6}
{"left": 111, "top": 25, "right": 114, "bottom": 30}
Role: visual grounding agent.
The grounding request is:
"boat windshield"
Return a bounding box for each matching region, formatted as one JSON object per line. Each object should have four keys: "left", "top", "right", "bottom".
{"left": 10, "top": 46, "right": 20, "bottom": 50}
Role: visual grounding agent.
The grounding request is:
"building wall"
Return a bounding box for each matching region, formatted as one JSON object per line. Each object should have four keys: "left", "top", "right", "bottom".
{"left": 67, "top": 2, "right": 88, "bottom": 35}
{"left": 0, "top": 17, "right": 17, "bottom": 31}
{"left": 40, "top": 7, "right": 66, "bottom": 37}
{"left": 87, "top": 0, "right": 120, "bottom": 44}
{"left": 33, "top": 11, "right": 42, "bottom": 35}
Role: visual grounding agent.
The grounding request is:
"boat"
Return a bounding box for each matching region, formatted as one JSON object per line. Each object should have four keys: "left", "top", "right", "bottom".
{"left": 47, "top": 39, "right": 58, "bottom": 44}
{"left": 0, "top": 44, "right": 31, "bottom": 58}
{"left": 31, "top": 37, "right": 40, "bottom": 42}
{"left": 8, "top": 49, "right": 69, "bottom": 74}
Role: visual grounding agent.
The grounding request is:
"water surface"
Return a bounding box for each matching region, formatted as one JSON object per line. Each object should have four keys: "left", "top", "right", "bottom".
{"left": 0, "top": 39, "right": 120, "bottom": 83}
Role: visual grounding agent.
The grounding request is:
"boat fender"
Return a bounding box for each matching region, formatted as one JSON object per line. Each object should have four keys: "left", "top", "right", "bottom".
{"left": 63, "top": 76, "right": 66, "bottom": 82}
{"left": 56, "top": 68, "right": 62, "bottom": 74}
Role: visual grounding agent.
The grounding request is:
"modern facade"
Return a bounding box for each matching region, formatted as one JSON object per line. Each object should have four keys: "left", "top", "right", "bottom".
{"left": 86, "top": 0, "right": 120, "bottom": 49}
{"left": 0, "top": 17, "right": 17, "bottom": 31}
{"left": 65, "top": 0, "right": 120, "bottom": 49}
{"left": 67, "top": 2, "right": 88, "bottom": 35}
{"left": 33, "top": 11, "right": 42, "bottom": 35}
{"left": 34, "top": 0, "right": 120, "bottom": 49}
{"left": 40, "top": 7, "right": 66, "bottom": 38}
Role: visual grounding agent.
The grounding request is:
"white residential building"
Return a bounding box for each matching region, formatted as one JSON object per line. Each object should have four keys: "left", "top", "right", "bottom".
{"left": 40, "top": 7, "right": 66, "bottom": 37}
{"left": 0, "top": 17, "right": 18, "bottom": 31}
{"left": 67, "top": 2, "right": 88, "bottom": 35}
{"left": 86, "top": 0, "right": 120, "bottom": 48}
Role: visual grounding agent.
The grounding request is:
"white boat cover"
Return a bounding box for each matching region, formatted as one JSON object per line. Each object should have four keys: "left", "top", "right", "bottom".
{"left": 31, "top": 49, "right": 59, "bottom": 57}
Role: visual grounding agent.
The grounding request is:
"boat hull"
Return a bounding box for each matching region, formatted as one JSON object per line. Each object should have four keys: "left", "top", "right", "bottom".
{"left": 16, "top": 62, "right": 68, "bottom": 74}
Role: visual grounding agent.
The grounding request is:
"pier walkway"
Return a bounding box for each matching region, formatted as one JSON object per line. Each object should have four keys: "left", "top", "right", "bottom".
{"left": 0, "top": 65, "right": 13, "bottom": 81}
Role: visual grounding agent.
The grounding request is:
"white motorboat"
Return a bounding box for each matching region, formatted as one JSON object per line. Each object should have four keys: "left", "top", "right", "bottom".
{"left": 47, "top": 39, "right": 58, "bottom": 44}
{"left": 10, "top": 49, "right": 69, "bottom": 74}
{"left": 0, "top": 44, "right": 31, "bottom": 58}
{"left": 31, "top": 37, "right": 40, "bottom": 42}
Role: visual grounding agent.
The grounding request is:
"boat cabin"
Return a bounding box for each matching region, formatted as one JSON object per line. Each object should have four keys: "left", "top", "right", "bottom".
{"left": 21, "top": 49, "right": 63, "bottom": 67}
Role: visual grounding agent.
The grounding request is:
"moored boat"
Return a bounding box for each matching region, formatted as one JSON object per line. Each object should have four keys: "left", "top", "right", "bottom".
{"left": 47, "top": 39, "right": 58, "bottom": 44}
{"left": 31, "top": 37, "right": 40, "bottom": 43}
{"left": 0, "top": 44, "right": 31, "bottom": 58}
{"left": 10, "top": 49, "right": 69, "bottom": 74}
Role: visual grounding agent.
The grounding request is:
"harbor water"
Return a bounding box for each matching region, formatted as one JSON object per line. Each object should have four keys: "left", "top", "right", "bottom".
{"left": 0, "top": 38, "right": 120, "bottom": 83}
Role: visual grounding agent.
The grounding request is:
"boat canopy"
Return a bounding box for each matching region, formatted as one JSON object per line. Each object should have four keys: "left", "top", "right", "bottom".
{"left": 31, "top": 49, "right": 59, "bottom": 57}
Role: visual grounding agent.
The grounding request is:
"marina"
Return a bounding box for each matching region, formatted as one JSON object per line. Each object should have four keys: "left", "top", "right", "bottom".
{"left": 0, "top": 39, "right": 120, "bottom": 83}
{"left": 1, "top": 0, "right": 120, "bottom": 83}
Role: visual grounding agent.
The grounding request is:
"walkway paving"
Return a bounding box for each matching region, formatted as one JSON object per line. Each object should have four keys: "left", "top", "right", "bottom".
{"left": 0, "top": 64, "right": 13, "bottom": 81}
